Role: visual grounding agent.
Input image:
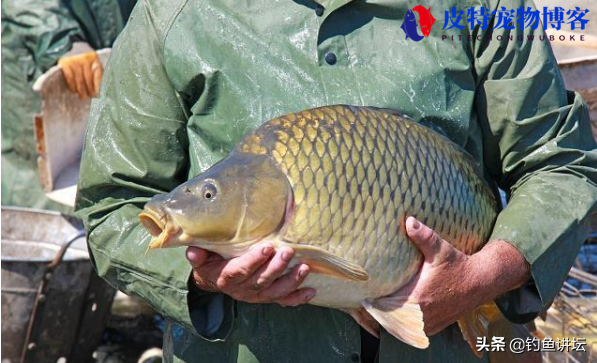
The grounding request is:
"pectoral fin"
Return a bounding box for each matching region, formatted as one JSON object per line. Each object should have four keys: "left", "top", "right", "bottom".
{"left": 362, "top": 292, "right": 429, "bottom": 349}
{"left": 285, "top": 244, "right": 369, "bottom": 282}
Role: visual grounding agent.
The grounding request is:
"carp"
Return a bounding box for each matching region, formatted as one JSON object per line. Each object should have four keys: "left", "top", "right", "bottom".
{"left": 140, "top": 105, "right": 508, "bottom": 354}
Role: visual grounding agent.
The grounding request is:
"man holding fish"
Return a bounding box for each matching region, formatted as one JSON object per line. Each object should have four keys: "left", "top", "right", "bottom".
{"left": 76, "top": 0, "right": 596, "bottom": 362}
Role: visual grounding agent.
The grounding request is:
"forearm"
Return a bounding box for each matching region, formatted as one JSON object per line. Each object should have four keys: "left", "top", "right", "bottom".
{"left": 467, "top": 240, "right": 531, "bottom": 302}
{"left": 491, "top": 173, "right": 596, "bottom": 321}
{"left": 474, "top": 7, "right": 596, "bottom": 317}
{"left": 75, "top": 0, "right": 235, "bottom": 340}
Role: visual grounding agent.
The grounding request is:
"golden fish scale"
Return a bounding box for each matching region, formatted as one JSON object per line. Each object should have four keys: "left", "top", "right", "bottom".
{"left": 239, "top": 105, "right": 497, "bottom": 293}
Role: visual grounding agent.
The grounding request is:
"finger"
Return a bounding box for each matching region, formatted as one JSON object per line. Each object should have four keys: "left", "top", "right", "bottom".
{"left": 91, "top": 61, "right": 104, "bottom": 97}
{"left": 59, "top": 63, "right": 77, "bottom": 94}
{"left": 192, "top": 270, "right": 220, "bottom": 292}
{"left": 257, "top": 264, "right": 310, "bottom": 302}
{"left": 72, "top": 65, "right": 89, "bottom": 99}
{"left": 241, "top": 246, "right": 294, "bottom": 291}
{"left": 216, "top": 243, "right": 274, "bottom": 289}
{"left": 82, "top": 60, "right": 95, "bottom": 98}
{"left": 274, "top": 288, "right": 316, "bottom": 307}
{"left": 186, "top": 247, "right": 210, "bottom": 268}
{"left": 405, "top": 216, "right": 442, "bottom": 262}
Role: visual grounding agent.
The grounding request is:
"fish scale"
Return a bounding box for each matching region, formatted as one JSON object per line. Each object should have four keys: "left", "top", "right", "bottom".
{"left": 235, "top": 105, "right": 497, "bottom": 298}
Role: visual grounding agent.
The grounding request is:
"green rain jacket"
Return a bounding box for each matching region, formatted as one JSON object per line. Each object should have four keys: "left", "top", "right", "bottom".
{"left": 76, "top": 0, "right": 597, "bottom": 362}
{"left": 1, "top": 0, "right": 136, "bottom": 211}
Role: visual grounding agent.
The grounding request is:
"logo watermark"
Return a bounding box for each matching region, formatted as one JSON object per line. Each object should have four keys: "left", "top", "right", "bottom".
{"left": 476, "top": 336, "right": 588, "bottom": 354}
{"left": 400, "top": 6, "right": 437, "bottom": 42}
{"left": 400, "top": 6, "right": 590, "bottom": 42}
{"left": 443, "top": 6, "right": 589, "bottom": 31}
{"left": 442, "top": 33, "right": 590, "bottom": 42}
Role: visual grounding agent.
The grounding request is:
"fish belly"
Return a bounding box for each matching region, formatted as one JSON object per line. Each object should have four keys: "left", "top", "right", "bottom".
{"left": 301, "top": 274, "right": 377, "bottom": 308}
{"left": 298, "top": 273, "right": 397, "bottom": 309}
{"left": 282, "top": 235, "right": 424, "bottom": 309}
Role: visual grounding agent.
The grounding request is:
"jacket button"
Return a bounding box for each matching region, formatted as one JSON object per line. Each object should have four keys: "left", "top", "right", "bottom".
{"left": 350, "top": 353, "right": 360, "bottom": 362}
{"left": 325, "top": 52, "right": 337, "bottom": 65}
{"left": 315, "top": 5, "right": 324, "bottom": 16}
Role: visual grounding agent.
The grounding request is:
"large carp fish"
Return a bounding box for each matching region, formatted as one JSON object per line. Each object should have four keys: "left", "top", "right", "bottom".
{"left": 140, "top": 105, "right": 525, "bottom": 357}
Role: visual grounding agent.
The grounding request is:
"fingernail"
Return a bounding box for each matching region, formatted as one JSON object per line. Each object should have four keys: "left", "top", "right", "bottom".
{"left": 411, "top": 218, "right": 420, "bottom": 230}
{"left": 281, "top": 249, "right": 294, "bottom": 262}
{"left": 304, "top": 289, "right": 316, "bottom": 300}
{"left": 262, "top": 246, "right": 274, "bottom": 256}
{"left": 299, "top": 265, "right": 309, "bottom": 278}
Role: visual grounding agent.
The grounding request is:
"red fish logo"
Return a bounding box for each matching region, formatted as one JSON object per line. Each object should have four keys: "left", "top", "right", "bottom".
{"left": 400, "top": 5, "right": 436, "bottom": 41}
{"left": 413, "top": 6, "right": 435, "bottom": 37}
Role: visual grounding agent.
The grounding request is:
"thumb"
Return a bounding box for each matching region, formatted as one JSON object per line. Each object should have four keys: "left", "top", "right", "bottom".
{"left": 186, "top": 246, "right": 210, "bottom": 268}
{"left": 405, "top": 216, "right": 443, "bottom": 263}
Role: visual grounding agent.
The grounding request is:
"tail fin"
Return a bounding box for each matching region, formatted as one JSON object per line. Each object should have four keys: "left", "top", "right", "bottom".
{"left": 457, "top": 302, "right": 542, "bottom": 363}
{"left": 457, "top": 302, "right": 503, "bottom": 357}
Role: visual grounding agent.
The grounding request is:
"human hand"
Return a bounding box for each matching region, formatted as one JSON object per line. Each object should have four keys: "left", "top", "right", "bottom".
{"left": 186, "top": 243, "right": 316, "bottom": 306}
{"left": 400, "top": 217, "right": 530, "bottom": 335}
{"left": 58, "top": 51, "right": 103, "bottom": 99}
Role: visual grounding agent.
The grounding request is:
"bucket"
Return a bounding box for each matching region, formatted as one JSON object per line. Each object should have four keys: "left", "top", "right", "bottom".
{"left": 1, "top": 207, "right": 115, "bottom": 363}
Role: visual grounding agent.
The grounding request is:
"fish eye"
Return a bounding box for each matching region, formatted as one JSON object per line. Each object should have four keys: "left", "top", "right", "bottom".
{"left": 201, "top": 182, "right": 217, "bottom": 201}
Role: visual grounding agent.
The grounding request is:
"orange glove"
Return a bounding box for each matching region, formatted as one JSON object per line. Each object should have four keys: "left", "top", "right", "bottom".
{"left": 58, "top": 51, "right": 103, "bottom": 99}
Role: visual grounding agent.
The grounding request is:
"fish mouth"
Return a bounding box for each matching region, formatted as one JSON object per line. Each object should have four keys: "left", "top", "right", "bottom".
{"left": 139, "top": 208, "right": 180, "bottom": 249}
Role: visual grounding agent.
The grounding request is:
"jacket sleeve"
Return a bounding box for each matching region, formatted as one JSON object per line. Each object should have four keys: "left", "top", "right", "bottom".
{"left": 2, "top": 0, "right": 83, "bottom": 73}
{"left": 75, "top": 0, "right": 233, "bottom": 340}
{"left": 473, "top": 0, "right": 597, "bottom": 323}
